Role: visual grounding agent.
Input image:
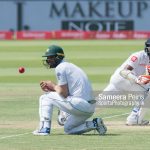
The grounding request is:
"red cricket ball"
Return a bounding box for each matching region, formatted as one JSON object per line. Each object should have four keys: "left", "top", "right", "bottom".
{"left": 19, "top": 67, "right": 25, "bottom": 73}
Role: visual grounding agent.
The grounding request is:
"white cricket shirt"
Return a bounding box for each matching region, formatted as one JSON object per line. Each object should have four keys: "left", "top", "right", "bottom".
{"left": 115, "top": 50, "right": 150, "bottom": 77}
{"left": 55, "top": 61, "right": 93, "bottom": 101}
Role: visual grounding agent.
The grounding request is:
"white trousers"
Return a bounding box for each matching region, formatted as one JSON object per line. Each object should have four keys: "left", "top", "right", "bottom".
{"left": 39, "top": 92, "right": 96, "bottom": 134}
{"left": 104, "top": 73, "right": 149, "bottom": 122}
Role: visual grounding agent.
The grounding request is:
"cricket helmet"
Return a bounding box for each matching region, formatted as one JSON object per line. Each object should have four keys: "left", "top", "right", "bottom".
{"left": 145, "top": 38, "right": 150, "bottom": 56}
{"left": 42, "top": 45, "right": 65, "bottom": 68}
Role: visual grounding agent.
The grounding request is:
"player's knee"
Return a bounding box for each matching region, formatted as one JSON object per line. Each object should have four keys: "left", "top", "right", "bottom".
{"left": 64, "top": 124, "right": 72, "bottom": 134}
{"left": 64, "top": 124, "right": 70, "bottom": 133}
{"left": 39, "top": 94, "right": 51, "bottom": 105}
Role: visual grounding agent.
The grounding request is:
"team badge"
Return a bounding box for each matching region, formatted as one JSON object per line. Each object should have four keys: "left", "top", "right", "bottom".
{"left": 57, "top": 72, "right": 61, "bottom": 80}
{"left": 131, "top": 56, "right": 138, "bottom": 62}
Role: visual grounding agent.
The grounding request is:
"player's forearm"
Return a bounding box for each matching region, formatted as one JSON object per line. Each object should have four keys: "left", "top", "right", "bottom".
{"left": 120, "top": 69, "right": 137, "bottom": 82}
{"left": 54, "top": 85, "right": 68, "bottom": 98}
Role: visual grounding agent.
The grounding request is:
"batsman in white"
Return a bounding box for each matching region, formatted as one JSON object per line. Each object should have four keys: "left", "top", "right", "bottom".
{"left": 104, "top": 39, "right": 150, "bottom": 125}
{"left": 33, "top": 45, "right": 107, "bottom": 135}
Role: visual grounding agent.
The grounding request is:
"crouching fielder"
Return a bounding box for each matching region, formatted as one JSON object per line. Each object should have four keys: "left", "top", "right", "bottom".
{"left": 33, "top": 45, "right": 107, "bottom": 136}
{"left": 104, "top": 39, "right": 150, "bottom": 125}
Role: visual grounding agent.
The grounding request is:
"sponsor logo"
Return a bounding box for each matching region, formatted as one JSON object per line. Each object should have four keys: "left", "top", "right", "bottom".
{"left": 131, "top": 56, "right": 138, "bottom": 62}
{"left": 139, "top": 64, "right": 147, "bottom": 66}
{"left": 62, "top": 20, "right": 134, "bottom": 31}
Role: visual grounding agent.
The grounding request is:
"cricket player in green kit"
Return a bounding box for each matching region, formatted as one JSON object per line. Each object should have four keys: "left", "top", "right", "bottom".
{"left": 33, "top": 45, "right": 107, "bottom": 136}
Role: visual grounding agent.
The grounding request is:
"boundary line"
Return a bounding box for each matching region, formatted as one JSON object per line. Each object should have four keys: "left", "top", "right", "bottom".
{"left": 0, "top": 132, "right": 31, "bottom": 140}
{"left": 103, "top": 112, "right": 130, "bottom": 119}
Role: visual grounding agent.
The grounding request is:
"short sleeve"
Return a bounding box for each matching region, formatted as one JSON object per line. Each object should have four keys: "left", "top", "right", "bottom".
{"left": 127, "top": 54, "right": 139, "bottom": 68}
{"left": 55, "top": 64, "right": 67, "bottom": 85}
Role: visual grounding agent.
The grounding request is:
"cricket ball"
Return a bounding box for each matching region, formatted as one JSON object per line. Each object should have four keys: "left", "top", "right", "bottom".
{"left": 19, "top": 67, "right": 25, "bottom": 73}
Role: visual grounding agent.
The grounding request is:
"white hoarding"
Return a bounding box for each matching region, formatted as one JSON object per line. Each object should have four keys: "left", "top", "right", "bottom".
{"left": 0, "top": 1, "right": 17, "bottom": 31}
{"left": 0, "top": 0, "right": 150, "bottom": 31}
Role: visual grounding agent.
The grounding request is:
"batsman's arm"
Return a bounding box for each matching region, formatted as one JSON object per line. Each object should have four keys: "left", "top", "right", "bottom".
{"left": 120, "top": 65, "right": 137, "bottom": 82}
{"left": 120, "top": 65, "right": 150, "bottom": 85}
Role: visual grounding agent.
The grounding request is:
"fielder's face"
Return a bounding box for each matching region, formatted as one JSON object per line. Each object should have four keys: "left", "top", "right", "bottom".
{"left": 43, "top": 55, "right": 57, "bottom": 68}
{"left": 46, "top": 56, "right": 57, "bottom": 68}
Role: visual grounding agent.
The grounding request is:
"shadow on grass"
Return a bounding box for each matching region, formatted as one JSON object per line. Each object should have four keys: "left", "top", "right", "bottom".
{"left": 81, "top": 133, "right": 120, "bottom": 136}
{"left": 51, "top": 133, "right": 120, "bottom": 136}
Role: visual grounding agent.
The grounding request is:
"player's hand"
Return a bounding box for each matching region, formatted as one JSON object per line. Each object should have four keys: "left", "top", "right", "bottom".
{"left": 136, "top": 75, "right": 150, "bottom": 85}
{"left": 40, "top": 81, "right": 55, "bottom": 92}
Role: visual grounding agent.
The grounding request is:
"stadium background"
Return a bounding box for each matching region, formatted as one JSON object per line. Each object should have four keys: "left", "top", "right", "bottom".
{"left": 0, "top": 0, "right": 150, "bottom": 150}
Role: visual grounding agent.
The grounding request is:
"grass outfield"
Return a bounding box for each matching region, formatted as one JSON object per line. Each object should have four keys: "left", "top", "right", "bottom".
{"left": 1, "top": 40, "right": 150, "bottom": 150}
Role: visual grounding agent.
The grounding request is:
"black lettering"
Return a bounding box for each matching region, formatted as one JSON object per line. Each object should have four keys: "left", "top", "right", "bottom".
{"left": 137, "top": 2, "right": 148, "bottom": 17}
{"left": 71, "top": 2, "right": 85, "bottom": 17}
{"left": 105, "top": 1, "right": 115, "bottom": 17}
{"left": 89, "top": 2, "right": 102, "bottom": 17}
{"left": 118, "top": 2, "right": 132, "bottom": 18}
{"left": 50, "top": 3, "right": 68, "bottom": 17}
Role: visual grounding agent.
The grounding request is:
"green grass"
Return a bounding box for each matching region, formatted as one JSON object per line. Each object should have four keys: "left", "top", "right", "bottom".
{"left": 1, "top": 40, "right": 150, "bottom": 150}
